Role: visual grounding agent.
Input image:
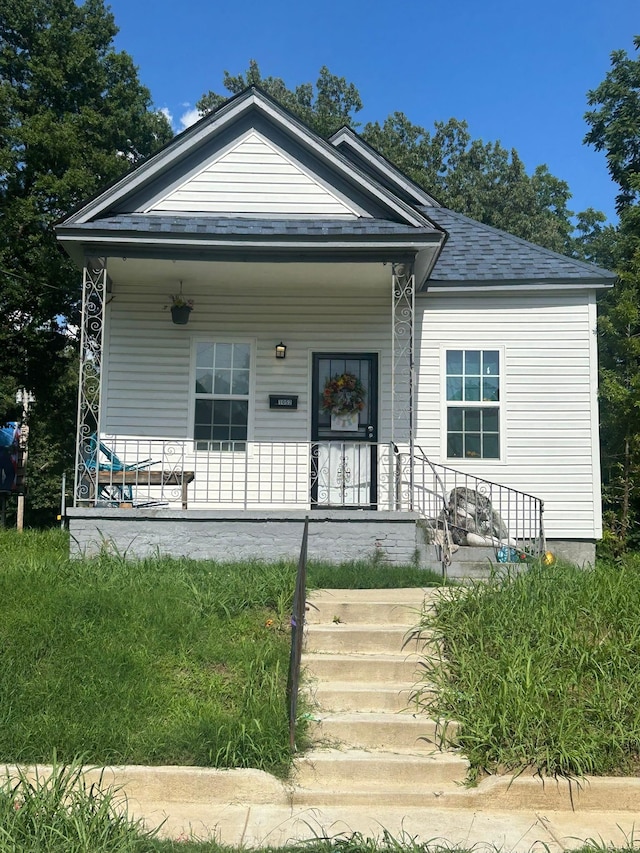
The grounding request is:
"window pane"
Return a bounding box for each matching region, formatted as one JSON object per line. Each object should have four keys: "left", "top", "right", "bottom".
{"left": 230, "top": 425, "right": 247, "bottom": 440}
{"left": 483, "top": 407, "right": 499, "bottom": 432}
{"left": 447, "top": 408, "right": 463, "bottom": 431}
{"left": 212, "top": 425, "right": 228, "bottom": 440}
{"left": 215, "top": 343, "right": 232, "bottom": 368}
{"left": 214, "top": 369, "right": 231, "bottom": 395}
{"left": 447, "top": 377, "right": 463, "bottom": 401}
{"left": 465, "top": 350, "right": 481, "bottom": 375}
{"left": 465, "top": 434, "right": 481, "bottom": 458}
{"left": 483, "top": 434, "right": 500, "bottom": 458}
{"left": 233, "top": 344, "right": 250, "bottom": 370}
{"left": 482, "top": 377, "right": 499, "bottom": 402}
{"left": 464, "top": 408, "right": 481, "bottom": 431}
{"left": 195, "top": 399, "right": 213, "bottom": 425}
{"left": 194, "top": 423, "right": 211, "bottom": 441}
{"left": 232, "top": 369, "right": 250, "bottom": 395}
{"left": 464, "top": 377, "right": 481, "bottom": 401}
{"left": 213, "top": 400, "right": 230, "bottom": 424}
{"left": 446, "top": 350, "right": 463, "bottom": 375}
{"left": 195, "top": 369, "right": 212, "bottom": 395}
{"left": 483, "top": 351, "right": 499, "bottom": 376}
{"left": 447, "top": 433, "right": 463, "bottom": 458}
{"left": 196, "top": 343, "right": 214, "bottom": 369}
{"left": 231, "top": 401, "right": 248, "bottom": 425}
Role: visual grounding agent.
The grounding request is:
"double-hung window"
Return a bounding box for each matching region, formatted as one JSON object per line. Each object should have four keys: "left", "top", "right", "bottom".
{"left": 194, "top": 342, "right": 250, "bottom": 450}
{"left": 445, "top": 349, "right": 500, "bottom": 459}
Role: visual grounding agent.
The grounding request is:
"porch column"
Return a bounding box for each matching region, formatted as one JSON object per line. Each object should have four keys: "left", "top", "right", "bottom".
{"left": 74, "top": 257, "right": 108, "bottom": 505}
{"left": 391, "top": 262, "right": 415, "bottom": 508}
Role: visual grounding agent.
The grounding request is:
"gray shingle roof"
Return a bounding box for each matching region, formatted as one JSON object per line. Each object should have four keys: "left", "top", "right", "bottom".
{"left": 423, "top": 207, "right": 615, "bottom": 283}
{"left": 61, "top": 214, "right": 437, "bottom": 238}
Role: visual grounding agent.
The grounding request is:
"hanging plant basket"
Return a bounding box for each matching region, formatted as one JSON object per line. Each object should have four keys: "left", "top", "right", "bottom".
{"left": 170, "top": 304, "right": 192, "bottom": 325}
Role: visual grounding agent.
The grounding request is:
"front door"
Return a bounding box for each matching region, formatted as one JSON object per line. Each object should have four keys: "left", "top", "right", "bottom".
{"left": 311, "top": 353, "right": 378, "bottom": 508}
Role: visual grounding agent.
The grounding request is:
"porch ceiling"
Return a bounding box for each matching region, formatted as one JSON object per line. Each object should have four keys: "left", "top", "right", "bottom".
{"left": 105, "top": 257, "right": 393, "bottom": 291}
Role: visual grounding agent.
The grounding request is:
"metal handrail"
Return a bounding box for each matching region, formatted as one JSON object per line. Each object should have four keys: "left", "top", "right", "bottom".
{"left": 287, "top": 516, "right": 309, "bottom": 752}
{"left": 411, "top": 446, "right": 545, "bottom": 561}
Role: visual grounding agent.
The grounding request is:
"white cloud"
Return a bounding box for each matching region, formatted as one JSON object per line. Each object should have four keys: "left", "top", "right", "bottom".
{"left": 159, "top": 106, "right": 173, "bottom": 125}
{"left": 180, "top": 107, "right": 200, "bottom": 130}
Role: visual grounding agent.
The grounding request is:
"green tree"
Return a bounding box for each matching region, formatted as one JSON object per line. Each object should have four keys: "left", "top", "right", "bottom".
{"left": 197, "top": 59, "right": 363, "bottom": 138}
{"left": 584, "top": 36, "right": 640, "bottom": 551}
{"left": 363, "top": 114, "right": 575, "bottom": 253}
{"left": 0, "top": 0, "right": 172, "bottom": 523}
{"left": 200, "top": 62, "right": 580, "bottom": 254}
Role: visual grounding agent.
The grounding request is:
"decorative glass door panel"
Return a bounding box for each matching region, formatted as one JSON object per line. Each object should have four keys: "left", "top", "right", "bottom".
{"left": 311, "top": 353, "right": 378, "bottom": 508}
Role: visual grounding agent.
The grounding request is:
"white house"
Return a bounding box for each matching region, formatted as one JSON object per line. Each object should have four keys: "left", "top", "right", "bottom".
{"left": 56, "top": 88, "right": 614, "bottom": 568}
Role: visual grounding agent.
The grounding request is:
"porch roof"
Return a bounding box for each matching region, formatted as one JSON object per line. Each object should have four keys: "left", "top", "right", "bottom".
{"left": 56, "top": 213, "right": 443, "bottom": 266}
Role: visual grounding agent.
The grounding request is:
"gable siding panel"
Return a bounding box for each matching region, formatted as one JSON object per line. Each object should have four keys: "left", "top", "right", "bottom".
{"left": 151, "top": 131, "right": 359, "bottom": 218}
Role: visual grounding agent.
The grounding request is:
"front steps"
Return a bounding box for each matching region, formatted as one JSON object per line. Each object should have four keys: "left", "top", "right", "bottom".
{"left": 423, "top": 544, "right": 526, "bottom": 579}
{"left": 293, "top": 587, "right": 468, "bottom": 805}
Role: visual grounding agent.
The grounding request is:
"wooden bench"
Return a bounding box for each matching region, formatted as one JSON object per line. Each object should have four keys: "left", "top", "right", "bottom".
{"left": 96, "top": 470, "right": 195, "bottom": 509}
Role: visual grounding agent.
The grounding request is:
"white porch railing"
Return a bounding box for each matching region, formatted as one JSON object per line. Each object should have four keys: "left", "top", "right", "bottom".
{"left": 79, "top": 438, "right": 400, "bottom": 511}
{"left": 77, "top": 437, "right": 544, "bottom": 556}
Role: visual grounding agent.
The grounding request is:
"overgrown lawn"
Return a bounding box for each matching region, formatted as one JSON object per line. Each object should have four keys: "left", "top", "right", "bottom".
{"left": 0, "top": 531, "right": 296, "bottom": 775}
{"left": 417, "top": 556, "right": 640, "bottom": 777}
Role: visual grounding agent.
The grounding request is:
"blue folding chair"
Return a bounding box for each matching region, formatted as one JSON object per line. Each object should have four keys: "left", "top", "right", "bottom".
{"left": 85, "top": 436, "right": 156, "bottom": 504}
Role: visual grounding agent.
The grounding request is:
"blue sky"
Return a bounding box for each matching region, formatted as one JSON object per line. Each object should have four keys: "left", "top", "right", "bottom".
{"left": 106, "top": 0, "right": 638, "bottom": 224}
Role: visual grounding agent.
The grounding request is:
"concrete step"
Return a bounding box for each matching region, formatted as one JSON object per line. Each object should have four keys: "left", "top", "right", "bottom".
{"left": 306, "top": 588, "right": 438, "bottom": 625}
{"left": 308, "top": 680, "right": 429, "bottom": 713}
{"left": 304, "top": 624, "right": 433, "bottom": 655}
{"left": 302, "top": 652, "right": 422, "bottom": 683}
{"left": 310, "top": 711, "right": 457, "bottom": 751}
{"left": 291, "top": 783, "right": 463, "bottom": 808}
{"left": 295, "top": 748, "right": 469, "bottom": 788}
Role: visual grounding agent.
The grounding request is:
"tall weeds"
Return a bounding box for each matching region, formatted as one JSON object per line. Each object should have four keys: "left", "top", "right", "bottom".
{"left": 416, "top": 557, "right": 640, "bottom": 777}
{"left": 0, "top": 532, "right": 297, "bottom": 775}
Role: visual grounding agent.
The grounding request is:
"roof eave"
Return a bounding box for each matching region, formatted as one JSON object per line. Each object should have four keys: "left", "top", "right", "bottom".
{"left": 423, "top": 277, "right": 616, "bottom": 292}
{"left": 56, "top": 227, "right": 442, "bottom": 267}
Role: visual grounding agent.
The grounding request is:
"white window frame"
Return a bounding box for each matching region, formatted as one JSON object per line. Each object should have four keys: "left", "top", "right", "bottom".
{"left": 189, "top": 337, "right": 255, "bottom": 451}
{"left": 442, "top": 347, "right": 504, "bottom": 462}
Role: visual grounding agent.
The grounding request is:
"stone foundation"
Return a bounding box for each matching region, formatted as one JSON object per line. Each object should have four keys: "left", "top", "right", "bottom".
{"left": 67, "top": 508, "right": 596, "bottom": 572}
{"left": 67, "top": 508, "right": 421, "bottom": 566}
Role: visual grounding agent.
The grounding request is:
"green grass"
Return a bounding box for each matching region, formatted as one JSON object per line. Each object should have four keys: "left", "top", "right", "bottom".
{"left": 416, "top": 556, "right": 640, "bottom": 778}
{"left": 0, "top": 530, "right": 298, "bottom": 776}
{"left": 307, "top": 560, "right": 444, "bottom": 589}
{"left": 0, "top": 530, "right": 436, "bottom": 776}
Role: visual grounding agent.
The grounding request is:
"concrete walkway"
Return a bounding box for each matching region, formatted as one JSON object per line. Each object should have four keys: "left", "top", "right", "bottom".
{"left": 5, "top": 588, "right": 639, "bottom": 849}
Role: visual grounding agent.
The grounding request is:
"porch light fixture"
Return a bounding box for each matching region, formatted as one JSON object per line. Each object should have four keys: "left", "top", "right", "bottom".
{"left": 275, "top": 342, "right": 287, "bottom": 359}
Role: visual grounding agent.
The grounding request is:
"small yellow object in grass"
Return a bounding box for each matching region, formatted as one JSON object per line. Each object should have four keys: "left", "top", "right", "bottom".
{"left": 541, "top": 550, "right": 556, "bottom": 566}
{"left": 265, "top": 619, "right": 274, "bottom": 628}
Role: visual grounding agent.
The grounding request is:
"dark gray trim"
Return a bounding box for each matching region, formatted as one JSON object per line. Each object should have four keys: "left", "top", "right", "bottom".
{"left": 330, "top": 126, "right": 441, "bottom": 207}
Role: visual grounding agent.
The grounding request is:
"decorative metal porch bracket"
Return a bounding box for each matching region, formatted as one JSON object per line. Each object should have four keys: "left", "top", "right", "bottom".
{"left": 391, "top": 262, "right": 415, "bottom": 508}
{"left": 74, "top": 257, "right": 108, "bottom": 505}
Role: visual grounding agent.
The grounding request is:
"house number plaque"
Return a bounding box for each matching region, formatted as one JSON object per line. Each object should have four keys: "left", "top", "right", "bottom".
{"left": 269, "top": 395, "right": 298, "bottom": 410}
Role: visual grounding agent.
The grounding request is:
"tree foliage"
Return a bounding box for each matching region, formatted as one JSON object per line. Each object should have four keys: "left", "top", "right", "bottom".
{"left": 197, "top": 59, "right": 363, "bottom": 138}
{"left": 584, "top": 36, "right": 640, "bottom": 551}
{"left": 0, "top": 0, "right": 172, "bottom": 521}
{"left": 200, "top": 62, "right": 579, "bottom": 255}
{"left": 363, "top": 113, "right": 574, "bottom": 253}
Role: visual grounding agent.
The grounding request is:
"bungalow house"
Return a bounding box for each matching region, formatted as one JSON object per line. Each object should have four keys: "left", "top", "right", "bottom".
{"left": 56, "top": 88, "right": 614, "bottom": 568}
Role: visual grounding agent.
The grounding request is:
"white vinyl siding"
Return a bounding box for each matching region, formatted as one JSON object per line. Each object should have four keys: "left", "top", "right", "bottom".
{"left": 101, "top": 278, "right": 601, "bottom": 539}
{"left": 416, "top": 291, "right": 601, "bottom": 540}
{"left": 102, "top": 274, "right": 391, "bottom": 445}
{"left": 150, "top": 131, "right": 360, "bottom": 217}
